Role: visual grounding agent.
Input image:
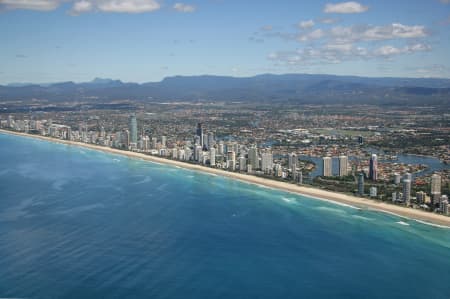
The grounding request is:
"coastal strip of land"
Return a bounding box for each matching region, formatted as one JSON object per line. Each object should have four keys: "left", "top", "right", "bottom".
{"left": 2, "top": 128, "right": 450, "bottom": 228}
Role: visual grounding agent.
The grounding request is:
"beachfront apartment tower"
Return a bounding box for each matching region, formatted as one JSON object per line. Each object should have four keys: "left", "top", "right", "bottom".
{"left": 261, "top": 151, "right": 273, "bottom": 174}
{"left": 288, "top": 153, "right": 297, "bottom": 171}
{"left": 369, "top": 154, "right": 377, "bottom": 181}
{"left": 248, "top": 146, "right": 259, "bottom": 170}
{"left": 323, "top": 157, "right": 332, "bottom": 177}
{"left": 129, "top": 114, "right": 138, "bottom": 145}
{"left": 431, "top": 174, "right": 441, "bottom": 196}
{"left": 209, "top": 147, "right": 216, "bottom": 166}
{"left": 338, "top": 155, "right": 348, "bottom": 177}
{"left": 358, "top": 173, "right": 365, "bottom": 196}
{"left": 403, "top": 179, "right": 411, "bottom": 205}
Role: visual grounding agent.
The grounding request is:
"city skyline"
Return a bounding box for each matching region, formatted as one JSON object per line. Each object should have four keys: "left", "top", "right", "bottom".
{"left": 2, "top": 0, "right": 450, "bottom": 84}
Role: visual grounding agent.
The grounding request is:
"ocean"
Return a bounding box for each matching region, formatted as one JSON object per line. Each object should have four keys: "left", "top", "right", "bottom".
{"left": 1, "top": 133, "right": 450, "bottom": 299}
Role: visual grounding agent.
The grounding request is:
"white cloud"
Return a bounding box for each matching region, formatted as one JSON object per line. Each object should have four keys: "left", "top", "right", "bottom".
{"left": 299, "top": 20, "right": 315, "bottom": 29}
{"left": 173, "top": 2, "right": 195, "bottom": 13}
{"left": 296, "top": 23, "right": 428, "bottom": 44}
{"left": 0, "top": 0, "right": 162, "bottom": 13}
{"left": 324, "top": 1, "right": 368, "bottom": 14}
{"left": 0, "top": 0, "right": 61, "bottom": 11}
{"left": 70, "top": 0, "right": 93, "bottom": 14}
{"left": 440, "top": 0, "right": 450, "bottom": 4}
{"left": 373, "top": 43, "right": 431, "bottom": 57}
{"left": 261, "top": 25, "right": 273, "bottom": 31}
{"left": 298, "top": 29, "right": 324, "bottom": 41}
{"left": 96, "top": 0, "right": 160, "bottom": 13}
{"left": 268, "top": 42, "right": 431, "bottom": 66}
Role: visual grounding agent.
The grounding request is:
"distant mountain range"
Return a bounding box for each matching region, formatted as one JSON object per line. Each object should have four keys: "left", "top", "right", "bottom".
{"left": 1, "top": 74, "right": 450, "bottom": 106}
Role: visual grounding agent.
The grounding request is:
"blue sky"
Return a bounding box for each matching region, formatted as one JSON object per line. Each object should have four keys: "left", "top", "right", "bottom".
{"left": 1, "top": 0, "right": 450, "bottom": 84}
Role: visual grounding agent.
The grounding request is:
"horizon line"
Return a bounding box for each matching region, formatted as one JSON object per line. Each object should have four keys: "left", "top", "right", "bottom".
{"left": 2, "top": 72, "right": 450, "bottom": 86}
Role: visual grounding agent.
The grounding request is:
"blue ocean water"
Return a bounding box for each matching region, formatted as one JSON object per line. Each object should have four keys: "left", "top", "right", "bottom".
{"left": 1, "top": 133, "right": 450, "bottom": 299}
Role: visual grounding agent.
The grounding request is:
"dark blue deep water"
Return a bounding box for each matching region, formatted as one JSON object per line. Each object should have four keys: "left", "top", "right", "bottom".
{"left": 1, "top": 133, "right": 450, "bottom": 299}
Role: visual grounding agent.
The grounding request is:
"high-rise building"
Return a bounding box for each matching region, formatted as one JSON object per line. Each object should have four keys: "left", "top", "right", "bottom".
{"left": 161, "top": 136, "right": 167, "bottom": 148}
{"left": 196, "top": 123, "right": 204, "bottom": 146}
{"left": 369, "top": 154, "right": 377, "bottom": 181}
{"left": 248, "top": 146, "right": 259, "bottom": 170}
{"left": 194, "top": 145, "right": 202, "bottom": 162}
{"left": 404, "top": 173, "right": 412, "bottom": 182}
{"left": 358, "top": 173, "right": 365, "bottom": 196}
{"left": 297, "top": 171, "right": 303, "bottom": 185}
{"left": 416, "top": 191, "right": 426, "bottom": 204}
{"left": 121, "top": 129, "right": 130, "bottom": 148}
{"left": 393, "top": 173, "right": 401, "bottom": 185}
{"left": 7, "top": 115, "right": 14, "bottom": 128}
{"left": 218, "top": 141, "right": 224, "bottom": 155}
{"left": 227, "top": 150, "right": 236, "bottom": 170}
{"left": 431, "top": 174, "right": 442, "bottom": 196}
{"left": 129, "top": 114, "right": 138, "bottom": 145}
{"left": 323, "top": 157, "right": 332, "bottom": 177}
{"left": 172, "top": 148, "right": 178, "bottom": 159}
{"left": 207, "top": 132, "right": 215, "bottom": 149}
{"left": 151, "top": 137, "right": 157, "bottom": 149}
{"left": 261, "top": 151, "right": 273, "bottom": 173}
{"left": 288, "top": 153, "right": 297, "bottom": 171}
{"left": 338, "top": 155, "right": 348, "bottom": 177}
{"left": 403, "top": 179, "right": 411, "bottom": 205}
{"left": 239, "top": 156, "right": 247, "bottom": 171}
{"left": 370, "top": 187, "right": 377, "bottom": 197}
{"left": 209, "top": 147, "right": 216, "bottom": 166}
{"left": 274, "top": 164, "right": 282, "bottom": 177}
{"left": 440, "top": 195, "right": 449, "bottom": 215}
{"left": 358, "top": 136, "right": 364, "bottom": 145}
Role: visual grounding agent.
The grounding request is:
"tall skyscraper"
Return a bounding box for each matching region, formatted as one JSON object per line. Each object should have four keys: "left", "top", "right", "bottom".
{"left": 209, "top": 147, "right": 216, "bottom": 166}
{"left": 227, "top": 151, "right": 236, "bottom": 170}
{"left": 431, "top": 174, "right": 442, "bottom": 196}
{"left": 196, "top": 123, "right": 204, "bottom": 146}
{"left": 288, "top": 153, "right": 297, "bottom": 171}
{"left": 248, "top": 146, "right": 259, "bottom": 170}
{"left": 369, "top": 154, "right": 377, "bottom": 181}
{"left": 338, "top": 155, "right": 348, "bottom": 177}
{"left": 207, "top": 132, "right": 215, "bottom": 149}
{"left": 129, "top": 114, "right": 138, "bottom": 145}
{"left": 403, "top": 179, "right": 411, "bottom": 205}
{"left": 358, "top": 173, "right": 365, "bottom": 196}
{"left": 323, "top": 157, "right": 332, "bottom": 177}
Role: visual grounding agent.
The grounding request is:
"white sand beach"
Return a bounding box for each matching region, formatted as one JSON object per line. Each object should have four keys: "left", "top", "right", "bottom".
{"left": 2, "top": 129, "right": 450, "bottom": 227}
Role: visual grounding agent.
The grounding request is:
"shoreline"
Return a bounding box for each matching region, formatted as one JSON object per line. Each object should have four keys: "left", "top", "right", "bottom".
{"left": 2, "top": 128, "right": 450, "bottom": 228}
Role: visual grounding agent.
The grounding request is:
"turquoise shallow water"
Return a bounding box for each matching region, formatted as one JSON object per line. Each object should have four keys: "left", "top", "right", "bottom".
{"left": 1, "top": 133, "right": 450, "bottom": 299}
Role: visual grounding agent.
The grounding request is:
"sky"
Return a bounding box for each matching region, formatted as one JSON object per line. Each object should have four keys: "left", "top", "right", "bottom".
{"left": 1, "top": 0, "right": 450, "bottom": 84}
